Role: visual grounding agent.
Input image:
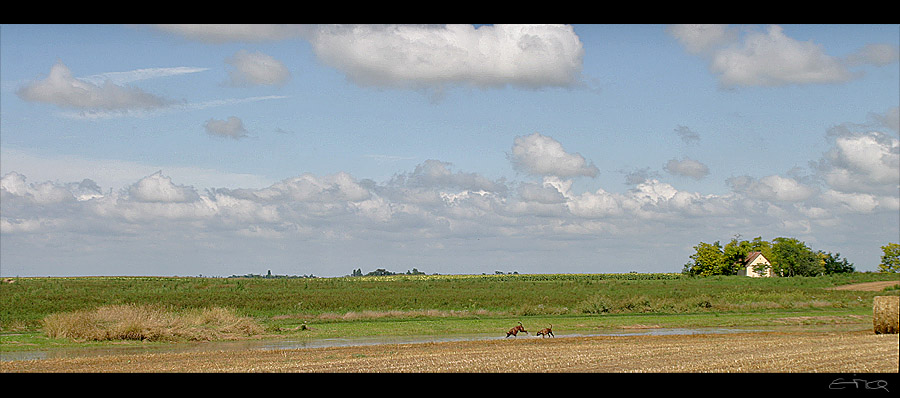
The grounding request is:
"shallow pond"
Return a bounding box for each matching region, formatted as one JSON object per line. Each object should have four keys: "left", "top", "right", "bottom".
{"left": 0, "top": 327, "right": 763, "bottom": 362}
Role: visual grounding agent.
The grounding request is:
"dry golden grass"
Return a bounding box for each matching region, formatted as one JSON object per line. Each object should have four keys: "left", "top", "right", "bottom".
{"left": 41, "top": 304, "right": 264, "bottom": 342}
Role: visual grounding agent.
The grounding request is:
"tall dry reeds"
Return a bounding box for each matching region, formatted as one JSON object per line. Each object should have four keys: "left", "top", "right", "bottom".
{"left": 42, "top": 304, "right": 264, "bottom": 342}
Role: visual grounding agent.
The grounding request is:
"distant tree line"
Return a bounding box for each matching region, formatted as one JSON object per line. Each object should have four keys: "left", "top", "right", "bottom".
{"left": 228, "top": 270, "right": 318, "bottom": 279}
{"left": 219, "top": 244, "right": 899, "bottom": 280}
{"left": 350, "top": 268, "right": 427, "bottom": 277}
{"left": 682, "top": 236, "right": 857, "bottom": 277}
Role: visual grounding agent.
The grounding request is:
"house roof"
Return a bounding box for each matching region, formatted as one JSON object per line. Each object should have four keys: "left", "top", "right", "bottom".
{"left": 744, "top": 251, "right": 768, "bottom": 265}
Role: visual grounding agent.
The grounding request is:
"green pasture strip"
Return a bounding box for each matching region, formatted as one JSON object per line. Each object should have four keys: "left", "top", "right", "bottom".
{"left": 270, "top": 307, "right": 876, "bottom": 340}
{"left": 0, "top": 331, "right": 159, "bottom": 354}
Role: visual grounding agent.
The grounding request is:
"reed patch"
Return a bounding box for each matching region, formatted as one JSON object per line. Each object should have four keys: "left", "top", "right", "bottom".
{"left": 41, "top": 304, "right": 264, "bottom": 342}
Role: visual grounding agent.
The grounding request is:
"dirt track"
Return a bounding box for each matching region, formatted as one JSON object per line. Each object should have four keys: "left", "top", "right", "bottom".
{"left": 827, "top": 280, "right": 899, "bottom": 291}
{"left": 2, "top": 330, "right": 897, "bottom": 373}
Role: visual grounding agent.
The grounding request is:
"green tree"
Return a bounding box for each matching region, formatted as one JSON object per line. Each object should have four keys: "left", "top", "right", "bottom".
{"left": 879, "top": 243, "right": 900, "bottom": 273}
{"left": 366, "top": 268, "right": 395, "bottom": 276}
{"left": 723, "top": 238, "right": 752, "bottom": 272}
{"left": 820, "top": 251, "right": 855, "bottom": 274}
{"left": 770, "top": 237, "right": 823, "bottom": 277}
{"left": 685, "top": 241, "right": 727, "bottom": 276}
{"left": 749, "top": 236, "right": 773, "bottom": 256}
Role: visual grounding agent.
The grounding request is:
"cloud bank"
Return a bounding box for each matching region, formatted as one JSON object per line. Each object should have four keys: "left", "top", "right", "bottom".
{"left": 3, "top": 124, "right": 897, "bottom": 276}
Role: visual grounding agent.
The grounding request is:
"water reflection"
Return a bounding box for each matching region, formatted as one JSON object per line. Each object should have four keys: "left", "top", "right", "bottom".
{"left": 1, "top": 327, "right": 758, "bottom": 362}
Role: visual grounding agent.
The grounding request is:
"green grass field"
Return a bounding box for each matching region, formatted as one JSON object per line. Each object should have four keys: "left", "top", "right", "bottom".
{"left": 1, "top": 272, "right": 897, "bottom": 351}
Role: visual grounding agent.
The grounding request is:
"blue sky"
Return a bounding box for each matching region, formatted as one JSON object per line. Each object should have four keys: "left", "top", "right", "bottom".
{"left": 1, "top": 24, "right": 898, "bottom": 277}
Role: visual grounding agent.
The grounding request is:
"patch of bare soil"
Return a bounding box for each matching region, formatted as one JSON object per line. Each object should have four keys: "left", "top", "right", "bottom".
{"left": 2, "top": 330, "right": 896, "bottom": 373}
{"left": 828, "top": 281, "right": 899, "bottom": 291}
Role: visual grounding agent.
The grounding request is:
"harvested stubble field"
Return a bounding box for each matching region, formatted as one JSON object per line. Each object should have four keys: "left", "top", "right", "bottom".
{"left": 2, "top": 329, "right": 897, "bottom": 373}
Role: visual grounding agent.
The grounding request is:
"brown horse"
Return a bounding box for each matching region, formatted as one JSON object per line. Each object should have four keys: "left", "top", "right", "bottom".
{"left": 506, "top": 321, "right": 528, "bottom": 337}
{"left": 536, "top": 324, "right": 554, "bottom": 338}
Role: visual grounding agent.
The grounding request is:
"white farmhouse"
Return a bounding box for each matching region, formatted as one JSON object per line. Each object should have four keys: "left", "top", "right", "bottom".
{"left": 738, "top": 251, "right": 774, "bottom": 277}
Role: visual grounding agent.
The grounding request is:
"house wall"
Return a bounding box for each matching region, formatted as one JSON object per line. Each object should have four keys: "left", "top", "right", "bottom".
{"left": 744, "top": 256, "right": 772, "bottom": 277}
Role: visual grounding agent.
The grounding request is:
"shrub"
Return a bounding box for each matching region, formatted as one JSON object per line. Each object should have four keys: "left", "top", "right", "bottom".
{"left": 577, "top": 295, "right": 612, "bottom": 314}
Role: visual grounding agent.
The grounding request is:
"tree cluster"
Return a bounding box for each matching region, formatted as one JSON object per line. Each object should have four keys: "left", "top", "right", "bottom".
{"left": 682, "top": 236, "right": 855, "bottom": 277}
{"left": 350, "top": 268, "right": 427, "bottom": 277}
{"left": 227, "top": 269, "right": 318, "bottom": 279}
{"left": 879, "top": 243, "right": 900, "bottom": 273}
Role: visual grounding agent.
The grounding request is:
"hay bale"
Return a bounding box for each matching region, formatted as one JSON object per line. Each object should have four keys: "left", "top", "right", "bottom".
{"left": 873, "top": 296, "right": 899, "bottom": 334}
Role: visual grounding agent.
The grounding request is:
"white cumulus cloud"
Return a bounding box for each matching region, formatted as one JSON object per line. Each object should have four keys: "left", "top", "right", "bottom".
{"left": 307, "top": 24, "right": 584, "bottom": 89}
{"left": 818, "top": 131, "right": 900, "bottom": 196}
{"left": 16, "top": 62, "right": 171, "bottom": 111}
{"left": 845, "top": 43, "right": 900, "bottom": 67}
{"left": 510, "top": 133, "right": 598, "bottom": 178}
{"left": 226, "top": 50, "right": 291, "bottom": 86}
{"left": 128, "top": 172, "right": 200, "bottom": 203}
{"left": 664, "top": 157, "right": 710, "bottom": 180}
{"left": 728, "top": 174, "right": 817, "bottom": 203}
{"left": 709, "top": 25, "right": 853, "bottom": 87}
{"left": 669, "top": 24, "right": 897, "bottom": 88}
{"left": 204, "top": 116, "right": 248, "bottom": 139}
{"left": 666, "top": 24, "right": 736, "bottom": 55}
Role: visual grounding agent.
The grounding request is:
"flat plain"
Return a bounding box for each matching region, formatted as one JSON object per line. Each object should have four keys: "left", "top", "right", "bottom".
{"left": 2, "top": 276, "right": 897, "bottom": 374}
